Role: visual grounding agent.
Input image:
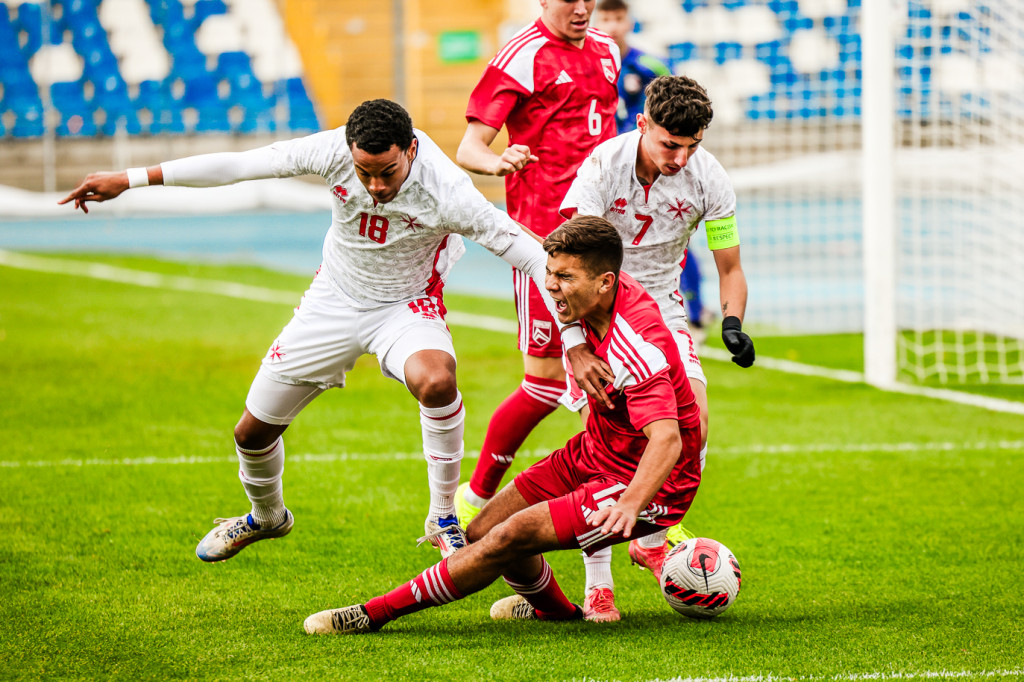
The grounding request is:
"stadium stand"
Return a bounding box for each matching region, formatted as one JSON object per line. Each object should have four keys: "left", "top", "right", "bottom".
{"left": 1, "top": 0, "right": 319, "bottom": 138}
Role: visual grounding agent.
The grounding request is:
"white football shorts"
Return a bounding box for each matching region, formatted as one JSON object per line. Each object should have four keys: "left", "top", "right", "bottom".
{"left": 245, "top": 266, "right": 455, "bottom": 425}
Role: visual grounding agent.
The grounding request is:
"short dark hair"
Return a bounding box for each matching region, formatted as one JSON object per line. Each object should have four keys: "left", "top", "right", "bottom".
{"left": 596, "top": 0, "right": 629, "bottom": 12}
{"left": 345, "top": 99, "right": 415, "bottom": 154}
{"left": 543, "top": 215, "right": 623, "bottom": 278}
{"left": 644, "top": 75, "right": 714, "bottom": 138}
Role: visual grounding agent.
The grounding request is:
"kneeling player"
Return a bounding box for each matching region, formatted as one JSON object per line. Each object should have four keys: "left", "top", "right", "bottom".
{"left": 304, "top": 215, "right": 702, "bottom": 634}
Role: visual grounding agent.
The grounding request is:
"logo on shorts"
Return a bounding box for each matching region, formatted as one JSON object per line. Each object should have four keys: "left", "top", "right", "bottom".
{"left": 331, "top": 185, "right": 348, "bottom": 204}
{"left": 268, "top": 342, "right": 285, "bottom": 362}
{"left": 610, "top": 198, "right": 627, "bottom": 215}
{"left": 409, "top": 297, "right": 441, "bottom": 320}
{"left": 531, "top": 320, "right": 552, "bottom": 346}
{"left": 602, "top": 58, "right": 616, "bottom": 84}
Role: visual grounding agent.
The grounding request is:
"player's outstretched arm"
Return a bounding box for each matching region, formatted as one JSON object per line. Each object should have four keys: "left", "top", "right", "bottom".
{"left": 58, "top": 166, "right": 162, "bottom": 214}
{"left": 713, "top": 245, "right": 755, "bottom": 367}
{"left": 457, "top": 121, "right": 538, "bottom": 177}
{"left": 589, "top": 418, "right": 681, "bottom": 537}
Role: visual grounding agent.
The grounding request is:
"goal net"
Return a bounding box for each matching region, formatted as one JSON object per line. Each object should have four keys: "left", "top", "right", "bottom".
{"left": 637, "top": 0, "right": 1024, "bottom": 385}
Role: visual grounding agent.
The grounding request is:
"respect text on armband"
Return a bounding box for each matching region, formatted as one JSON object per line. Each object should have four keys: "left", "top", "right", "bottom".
{"left": 705, "top": 216, "right": 740, "bottom": 250}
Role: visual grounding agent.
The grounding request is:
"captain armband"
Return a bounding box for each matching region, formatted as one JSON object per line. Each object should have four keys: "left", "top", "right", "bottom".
{"left": 705, "top": 215, "right": 740, "bottom": 250}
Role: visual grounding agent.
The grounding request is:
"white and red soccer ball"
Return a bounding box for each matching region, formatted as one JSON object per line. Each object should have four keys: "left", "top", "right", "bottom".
{"left": 660, "top": 537, "right": 741, "bottom": 619}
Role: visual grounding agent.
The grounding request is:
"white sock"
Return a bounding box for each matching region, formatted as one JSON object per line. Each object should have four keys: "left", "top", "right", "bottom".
{"left": 421, "top": 392, "right": 465, "bottom": 521}
{"left": 462, "top": 486, "right": 490, "bottom": 508}
{"left": 639, "top": 529, "right": 668, "bottom": 548}
{"left": 236, "top": 437, "right": 286, "bottom": 527}
{"left": 583, "top": 547, "right": 614, "bottom": 594}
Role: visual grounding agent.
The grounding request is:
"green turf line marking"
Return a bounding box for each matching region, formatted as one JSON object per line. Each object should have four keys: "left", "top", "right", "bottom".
{"left": 2, "top": 249, "right": 1021, "bottom": 415}
{"left": 3, "top": 441, "right": 1021, "bottom": 469}
{"left": 635, "top": 666, "right": 1024, "bottom": 681}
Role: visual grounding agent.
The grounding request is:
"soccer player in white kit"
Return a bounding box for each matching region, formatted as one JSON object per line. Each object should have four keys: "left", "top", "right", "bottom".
{"left": 59, "top": 99, "right": 591, "bottom": 562}
{"left": 558, "top": 75, "right": 755, "bottom": 610}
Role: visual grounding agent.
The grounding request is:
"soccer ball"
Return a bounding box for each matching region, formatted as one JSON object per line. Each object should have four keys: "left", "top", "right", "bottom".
{"left": 660, "top": 537, "right": 741, "bottom": 619}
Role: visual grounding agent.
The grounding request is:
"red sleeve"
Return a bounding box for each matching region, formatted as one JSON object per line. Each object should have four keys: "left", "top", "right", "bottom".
{"left": 465, "top": 65, "right": 528, "bottom": 129}
{"left": 623, "top": 369, "right": 678, "bottom": 432}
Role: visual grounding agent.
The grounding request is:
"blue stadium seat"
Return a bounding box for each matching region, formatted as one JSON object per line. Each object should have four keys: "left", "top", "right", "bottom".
{"left": 714, "top": 42, "right": 743, "bottom": 64}
{"left": 100, "top": 108, "right": 142, "bottom": 136}
{"left": 149, "top": 107, "right": 186, "bottom": 135}
{"left": 51, "top": 81, "right": 99, "bottom": 136}
{"left": 194, "top": 106, "right": 231, "bottom": 133}
{"left": 133, "top": 79, "right": 166, "bottom": 112}
{"left": 149, "top": 0, "right": 186, "bottom": 25}
{"left": 237, "top": 107, "right": 277, "bottom": 134}
{"left": 182, "top": 73, "right": 222, "bottom": 108}
{"left": 191, "top": 0, "right": 228, "bottom": 28}
{"left": 11, "top": 104, "right": 44, "bottom": 138}
{"left": 170, "top": 49, "right": 208, "bottom": 80}
{"left": 668, "top": 42, "right": 698, "bottom": 64}
{"left": 217, "top": 51, "right": 253, "bottom": 79}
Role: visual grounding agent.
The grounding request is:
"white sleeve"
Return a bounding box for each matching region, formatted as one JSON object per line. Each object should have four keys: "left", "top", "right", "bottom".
{"left": 559, "top": 153, "right": 608, "bottom": 218}
{"left": 161, "top": 146, "right": 280, "bottom": 187}
{"left": 161, "top": 129, "right": 346, "bottom": 187}
{"left": 702, "top": 156, "right": 737, "bottom": 221}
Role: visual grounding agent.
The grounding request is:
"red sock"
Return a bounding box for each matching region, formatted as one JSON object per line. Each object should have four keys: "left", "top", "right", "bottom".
{"left": 364, "top": 558, "right": 464, "bottom": 627}
{"left": 469, "top": 374, "right": 563, "bottom": 498}
{"left": 503, "top": 557, "right": 577, "bottom": 620}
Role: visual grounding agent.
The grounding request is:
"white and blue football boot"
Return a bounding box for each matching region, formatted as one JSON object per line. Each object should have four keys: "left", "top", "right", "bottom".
{"left": 195, "top": 510, "right": 294, "bottom": 562}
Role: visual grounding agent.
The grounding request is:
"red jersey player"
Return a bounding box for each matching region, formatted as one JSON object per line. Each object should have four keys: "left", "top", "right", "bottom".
{"left": 454, "top": 0, "right": 621, "bottom": 589}
{"left": 304, "top": 216, "right": 703, "bottom": 635}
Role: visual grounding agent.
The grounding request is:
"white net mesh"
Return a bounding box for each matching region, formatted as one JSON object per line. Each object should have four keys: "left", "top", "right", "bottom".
{"left": 646, "top": 0, "right": 1024, "bottom": 384}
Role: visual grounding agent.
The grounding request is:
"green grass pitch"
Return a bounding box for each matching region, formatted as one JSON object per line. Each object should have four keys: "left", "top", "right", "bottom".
{"left": 1, "top": 254, "right": 1022, "bottom": 681}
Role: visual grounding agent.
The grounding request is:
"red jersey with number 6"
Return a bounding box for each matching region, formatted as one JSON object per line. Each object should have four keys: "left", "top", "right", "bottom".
{"left": 466, "top": 19, "right": 620, "bottom": 237}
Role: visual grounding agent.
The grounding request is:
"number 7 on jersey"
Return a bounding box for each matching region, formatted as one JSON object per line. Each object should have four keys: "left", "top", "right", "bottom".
{"left": 632, "top": 214, "right": 653, "bottom": 245}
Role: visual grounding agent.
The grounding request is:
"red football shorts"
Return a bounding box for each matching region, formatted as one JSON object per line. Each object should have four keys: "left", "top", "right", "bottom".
{"left": 513, "top": 431, "right": 699, "bottom": 556}
{"left": 513, "top": 268, "right": 562, "bottom": 358}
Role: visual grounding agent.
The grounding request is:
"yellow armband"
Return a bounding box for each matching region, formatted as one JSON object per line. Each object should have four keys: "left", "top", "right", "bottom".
{"left": 705, "top": 215, "right": 739, "bottom": 250}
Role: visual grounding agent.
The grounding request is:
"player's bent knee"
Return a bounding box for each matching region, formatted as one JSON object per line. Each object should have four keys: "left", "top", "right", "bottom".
{"left": 233, "top": 413, "right": 285, "bottom": 451}
{"left": 477, "top": 519, "right": 532, "bottom": 563}
{"left": 411, "top": 372, "right": 458, "bottom": 407}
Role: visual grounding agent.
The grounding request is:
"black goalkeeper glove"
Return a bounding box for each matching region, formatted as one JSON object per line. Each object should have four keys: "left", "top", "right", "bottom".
{"left": 721, "top": 316, "right": 755, "bottom": 368}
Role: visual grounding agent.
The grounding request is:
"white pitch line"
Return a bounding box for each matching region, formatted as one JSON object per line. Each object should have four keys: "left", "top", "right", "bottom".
{"left": 2, "top": 440, "right": 1021, "bottom": 470}
{"left": 624, "top": 667, "right": 1024, "bottom": 682}
{"left": 2, "top": 250, "right": 1022, "bottom": 414}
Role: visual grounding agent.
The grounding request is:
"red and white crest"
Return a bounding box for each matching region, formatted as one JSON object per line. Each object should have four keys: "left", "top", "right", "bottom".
{"left": 667, "top": 198, "right": 693, "bottom": 221}
{"left": 610, "top": 197, "right": 627, "bottom": 215}
{"left": 531, "top": 320, "right": 552, "bottom": 346}
{"left": 601, "top": 58, "right": 616, "bottom": 84}
{"left": 331, "top": 185, "right": 349, "bottom": 204}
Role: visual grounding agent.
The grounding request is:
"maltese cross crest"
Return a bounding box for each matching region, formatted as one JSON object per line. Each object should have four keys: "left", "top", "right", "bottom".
{"left": 667, "top": 198, "right": 693, "bottom": 221}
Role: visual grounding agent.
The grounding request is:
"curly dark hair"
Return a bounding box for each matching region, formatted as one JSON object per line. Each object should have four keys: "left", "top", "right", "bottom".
{"left": 644, "top": 75, "right": 714, "bottom": 138}
{"left": 543, "top": 215, "right": 623, "bottom": 278}
{"left": 345, "top": 99, "right": 415, "bottom": 154}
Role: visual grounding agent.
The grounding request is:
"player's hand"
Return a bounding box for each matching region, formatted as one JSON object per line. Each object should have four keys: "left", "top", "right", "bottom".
{"left": 493, "top": 144, "right": 538, "bottom": 176}
{"left": 721, "top": 316, "right": 755, "bottom": 368}
{"left": 589, "top": 501, "right": 642, "bottom": 538}
{"left": 57, "top": 171, "right": 130, "bottom": 214}
{"left": 565, "top": 343, "right": 615, "bottom": 409}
